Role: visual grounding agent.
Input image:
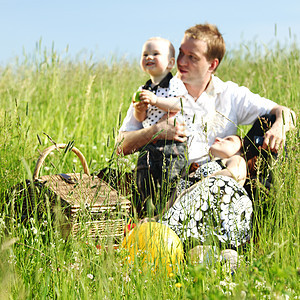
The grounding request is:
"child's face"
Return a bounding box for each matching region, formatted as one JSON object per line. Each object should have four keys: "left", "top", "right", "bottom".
{"left": 140, "top": 39, "right": 174, "bottom": 78}
{"left": 209, "top": 135, "right": 242, "bottom": 159}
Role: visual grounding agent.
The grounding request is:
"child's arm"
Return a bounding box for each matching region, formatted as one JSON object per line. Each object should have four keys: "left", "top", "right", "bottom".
{"left": 133, "top": 101, "right": 148, "bottom": 122}
{"left": 139, "top": 90, "right": 182, "bottom": 113}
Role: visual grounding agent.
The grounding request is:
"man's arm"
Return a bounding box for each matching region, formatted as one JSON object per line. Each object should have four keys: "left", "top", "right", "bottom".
{"left": 263, "top": 105, "right": 296, "bottom": 152}
{"left": 117, "top": 114, "right": 187, "bottom": 155}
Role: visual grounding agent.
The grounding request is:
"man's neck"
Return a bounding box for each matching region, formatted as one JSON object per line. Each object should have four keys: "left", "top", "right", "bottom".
{"left": 185, "top": 76, "right": 212, "bottom": 100}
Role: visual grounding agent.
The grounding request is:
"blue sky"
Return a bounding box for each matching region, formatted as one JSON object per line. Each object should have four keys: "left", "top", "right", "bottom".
{"left": 0, "top": 0, "right": 299, "bottom": 65}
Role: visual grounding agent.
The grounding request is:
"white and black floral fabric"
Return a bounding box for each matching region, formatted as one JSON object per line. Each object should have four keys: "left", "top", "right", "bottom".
{"left": 176, "top": 159, "right": 224, "bottom": 196}
{"left": 160, "top": 162, "right": 253, "bottom": 248}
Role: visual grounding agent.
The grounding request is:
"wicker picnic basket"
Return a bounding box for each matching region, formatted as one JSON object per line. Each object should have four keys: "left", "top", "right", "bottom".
{"left": 8, "top": 143, "right": 131, "bottom": 244}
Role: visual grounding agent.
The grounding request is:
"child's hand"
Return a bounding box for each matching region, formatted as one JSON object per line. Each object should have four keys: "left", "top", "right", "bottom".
{"left": 133, "top": 100, "right": 148, "bottom": 113}
{"left": 139, "top": 90, "right": 157, "bottom": 106}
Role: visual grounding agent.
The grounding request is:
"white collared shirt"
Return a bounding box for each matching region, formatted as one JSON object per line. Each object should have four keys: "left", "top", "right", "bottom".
{"left": 119, "top": 75, "right": 277, "bottom": 164}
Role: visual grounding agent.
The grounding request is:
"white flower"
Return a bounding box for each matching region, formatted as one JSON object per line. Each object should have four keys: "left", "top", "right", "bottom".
{"left": 123, "top": 274, "right": 131, "bottom": 282}
{"left": 92, "top": 145, "right": 97, "bottom": 150}
{"left": 87, "top": 274, "right": 94, "bottom": 279}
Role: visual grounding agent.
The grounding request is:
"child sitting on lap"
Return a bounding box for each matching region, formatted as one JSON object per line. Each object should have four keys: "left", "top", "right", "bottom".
{"left": 132, "top": 37, "right": 190, "bottom": 217}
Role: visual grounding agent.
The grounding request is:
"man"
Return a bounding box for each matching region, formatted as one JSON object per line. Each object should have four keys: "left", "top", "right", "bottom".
{"left": 116, "top": 24, "right": 296, "bottom": 263}
{"left": 117, "top": 24, "right": 296, "bottom": 162}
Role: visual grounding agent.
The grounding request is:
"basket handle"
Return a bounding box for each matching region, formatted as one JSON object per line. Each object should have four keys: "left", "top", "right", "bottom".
{"left": 33, "top": 143, "right": 90, "bottom": 180}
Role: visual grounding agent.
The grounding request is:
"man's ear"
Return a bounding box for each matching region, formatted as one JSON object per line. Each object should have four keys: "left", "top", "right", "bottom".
{"left": 167, "top": 57, "right": 176, "bottom": 70}
{"left": 208, "top": 58, "right": 219, "bottom": 73}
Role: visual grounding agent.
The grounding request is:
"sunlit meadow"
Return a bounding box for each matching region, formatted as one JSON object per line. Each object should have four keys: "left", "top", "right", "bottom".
{"left": 0, "top": 36, "right": 299, "bottom": 299}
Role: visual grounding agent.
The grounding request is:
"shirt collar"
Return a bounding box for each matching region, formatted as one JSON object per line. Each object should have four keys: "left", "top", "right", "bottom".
{"left": 143, "top": 72, "right": 173, "bottom": 92}
{"left": 206, "top": 75, "right": 225, "bottom": 96}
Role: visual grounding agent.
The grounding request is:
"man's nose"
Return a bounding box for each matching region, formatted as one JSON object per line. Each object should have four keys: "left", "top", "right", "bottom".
{"left": 177, "top": 54, "right": 187, "bottom": 66}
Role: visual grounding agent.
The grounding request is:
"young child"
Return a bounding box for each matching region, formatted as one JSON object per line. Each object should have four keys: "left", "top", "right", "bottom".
{"left": 160, "top": 134, "right": 252, "bottom": 251}
{"left": 132, "top": 37, "right": 189, "bottom": 217}
{"left": 133, "top": 37, "right": 184, "bottom": 125}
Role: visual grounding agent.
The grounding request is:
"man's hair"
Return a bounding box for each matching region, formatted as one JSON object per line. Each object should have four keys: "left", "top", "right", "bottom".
{"left": 146, "top": 37, "right": 175, "bottom": 59}
{"left": 185, "top": 24, "right": 225, "bottom": 66}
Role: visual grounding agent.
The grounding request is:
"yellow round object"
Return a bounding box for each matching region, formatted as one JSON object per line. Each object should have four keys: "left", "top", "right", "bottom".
{"left": 121, "top": 222, "right": 184, "bottom": 273}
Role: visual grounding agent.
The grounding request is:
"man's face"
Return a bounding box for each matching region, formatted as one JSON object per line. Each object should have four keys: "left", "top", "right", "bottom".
{"left": 177, "top": 35, "right": 213, "bottom": 88}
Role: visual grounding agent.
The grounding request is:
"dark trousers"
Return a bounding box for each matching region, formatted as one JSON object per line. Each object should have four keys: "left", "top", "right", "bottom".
{"left": 134, "top": 140, "right": 188, "bottom": 217}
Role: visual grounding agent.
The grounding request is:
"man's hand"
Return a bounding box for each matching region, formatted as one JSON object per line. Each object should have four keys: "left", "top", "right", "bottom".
{"left": 154, "top": 114, "right": 187, "bottom": 142}
{"left": 263, "top": 105, "right": 296, "bottom": 152}
{"left": 117, "top": 112, "right": 187, "bottom": 156}
{"left": 262, "top": 124, "right": 286, "bottom": 152}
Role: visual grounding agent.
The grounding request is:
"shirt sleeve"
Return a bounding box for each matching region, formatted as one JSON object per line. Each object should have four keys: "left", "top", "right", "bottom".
{"left": 232, "top": 84, "right": 277, "bottom": 125}
{"left": 168, "top": 77, "right": 188, "bottom": 97}
{"left": 119, "top": 103, "right": 143, "bottom": 132}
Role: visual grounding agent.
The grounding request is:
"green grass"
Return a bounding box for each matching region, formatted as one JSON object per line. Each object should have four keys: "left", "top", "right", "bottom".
{"left": 0, "top": 39, "right": 299, "bottom": 299}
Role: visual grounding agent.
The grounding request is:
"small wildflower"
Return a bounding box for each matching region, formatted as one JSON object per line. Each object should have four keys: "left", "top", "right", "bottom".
{"left": 44, "top": 166, "right": 50, "bottom": 171}
{"left": 219, "top": 280, "right": 227, "bottom": 286}
{"left": 73, "top": 158, "right": 78, "bottom": 163}
{"left": 108, "top": 277, "right": 114, "bottom": 281}
{"left": 228, "top": 282, "right": 237, "bottom": 290}
{"left": 92, "top": 145, "right": 97, "bottom": 150}
{"left": 31, "top": 227, "right": 38, "bottom": 235}
{"left": 175, "top": 283, "right": 182, "bottom": 288}
{"left": 169, "top": 272, "right": 175, "bottom": 278}
{"left": 123, "top": 274, "right": 131, "bottom": 282}
{"left": 87, "top": 274, "right": 94, "bottom": 280}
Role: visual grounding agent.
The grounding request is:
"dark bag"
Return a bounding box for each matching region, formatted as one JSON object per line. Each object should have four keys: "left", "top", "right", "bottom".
{"left": 243, "top": 114, "right": 278, "bottom": 200}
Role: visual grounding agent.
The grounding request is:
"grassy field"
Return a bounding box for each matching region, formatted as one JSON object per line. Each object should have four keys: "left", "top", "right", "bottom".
{"left": 0, "top": 39, "right": 299, "bottom": 299}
